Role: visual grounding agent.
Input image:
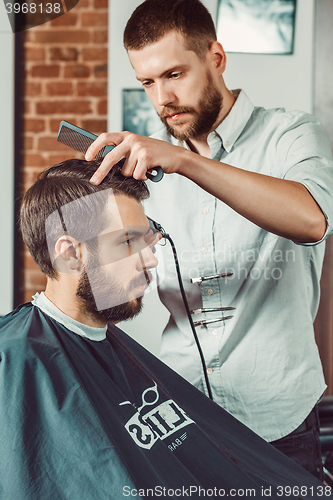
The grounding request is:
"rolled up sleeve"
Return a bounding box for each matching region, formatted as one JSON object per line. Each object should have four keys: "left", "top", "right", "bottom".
{"left": 277, "top": 113, "right": 333, "bottom": 245}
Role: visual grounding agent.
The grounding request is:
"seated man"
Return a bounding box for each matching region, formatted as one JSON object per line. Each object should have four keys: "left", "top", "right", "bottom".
{"left": 0, "top": 159, "right": 326, "bottom": 499}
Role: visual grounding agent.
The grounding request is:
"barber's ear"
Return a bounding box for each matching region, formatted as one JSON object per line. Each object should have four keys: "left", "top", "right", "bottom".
{"left": 54, "top": 236, "right": 84, "bottom": 273}
{"left": 209, "top": 41, "right": 227, "bottom": 75}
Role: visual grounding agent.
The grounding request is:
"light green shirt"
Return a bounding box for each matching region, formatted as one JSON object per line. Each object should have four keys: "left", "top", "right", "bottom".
{"left": 145, "top": 90, "right": 333, "bottom": 441}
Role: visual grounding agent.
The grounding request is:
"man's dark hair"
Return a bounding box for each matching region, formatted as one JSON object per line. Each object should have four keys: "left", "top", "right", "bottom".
{"left": 20, "top": 159, "right": 149, "bottom": 279}
{"left": 123, "top": 0, "right": 217, "bottom": 60}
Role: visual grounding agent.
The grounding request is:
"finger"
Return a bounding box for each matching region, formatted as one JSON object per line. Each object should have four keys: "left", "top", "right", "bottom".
{"left": 90, "top": 152, "right": 125, "bottom": 185}
{"left": 119, "top": 152, "right": 136, "bottom": 179}
{"left": 119, "top": 146, "right": 150, "bottom": 181}
{"left": 127, "top": 149, "right": 153, "bottom": 181}
{"left": 133, "top": 162, "right": 148, "bottom": 181}
{"left": 121, "top": 156, "right": 148, "bottom": 182}
{"left": 89, "top": 142, "right": 133, "bottom": 185}
{"left": 85, "top": 132, "right": 124, "bottom": 161}
{"left": 89, "top": 156, "right": 114, "bottom": 185}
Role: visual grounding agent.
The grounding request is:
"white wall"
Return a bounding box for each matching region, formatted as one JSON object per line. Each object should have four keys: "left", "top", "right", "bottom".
{"left": 222, "top": 0, "right": 315, "bottom": 112}
{"left": 108, "top": 0, "right": 315, "bottom": 353}
{"left": 0, "top": 3, "right": 14, "bottom": 315}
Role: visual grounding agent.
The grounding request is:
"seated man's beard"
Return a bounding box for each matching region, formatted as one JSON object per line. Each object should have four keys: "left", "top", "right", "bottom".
{"left": 76, "top": 268, "right": 151, "bottom": 324}
{"left": 160, "top": 73, "right": 223, "bottom": 141}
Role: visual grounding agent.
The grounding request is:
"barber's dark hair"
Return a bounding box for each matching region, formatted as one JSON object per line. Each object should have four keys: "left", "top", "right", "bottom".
{"left": 20, "top": 159, "right": 149, "bottom": 279}
{"left": 123, "top": 0, "right": 217, "bottom": 60}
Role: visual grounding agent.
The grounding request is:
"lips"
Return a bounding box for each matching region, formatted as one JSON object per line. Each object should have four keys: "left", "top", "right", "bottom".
{"left": 167, "top": 113, "right": 185, "bottom": 121}
{"left": 161, "top": 107, "right": 194, "bottom": 122}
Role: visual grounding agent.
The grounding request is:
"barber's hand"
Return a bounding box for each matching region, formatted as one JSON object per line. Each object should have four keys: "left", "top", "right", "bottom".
{"left": 85, "top": 131, "right": 185, "bottom": 185}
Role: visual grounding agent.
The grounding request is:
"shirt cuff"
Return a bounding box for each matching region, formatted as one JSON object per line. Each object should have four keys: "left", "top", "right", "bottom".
{"left": 292, "top": 182, "right": 332, "bottom": 246}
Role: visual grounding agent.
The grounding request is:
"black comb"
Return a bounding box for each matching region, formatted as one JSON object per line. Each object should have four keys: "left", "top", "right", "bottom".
{"left": 57, "top": 121, "right": 164, "bottom": 182}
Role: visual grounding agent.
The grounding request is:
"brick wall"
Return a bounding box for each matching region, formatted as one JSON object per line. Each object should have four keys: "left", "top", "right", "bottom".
{"left": 19, "top": 0, "right": 108, "bottom": 303}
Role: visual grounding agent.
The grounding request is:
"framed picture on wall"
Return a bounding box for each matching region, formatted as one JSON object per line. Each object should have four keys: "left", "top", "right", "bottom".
{"left": 122, "top": 89, "right": 162, "bottom": 137}
{"left": 216, "top": 0, "right": 297, "bottom": 55}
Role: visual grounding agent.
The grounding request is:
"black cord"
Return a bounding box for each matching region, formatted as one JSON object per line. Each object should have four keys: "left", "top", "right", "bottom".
{"left": 164, "top": 234, "right": 214, "bottom": 400}
{"left": 147, "top": 217, "right": 213, "bottom": 400}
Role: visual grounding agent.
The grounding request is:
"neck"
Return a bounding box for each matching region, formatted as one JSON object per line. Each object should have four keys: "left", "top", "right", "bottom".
{"left": 187, "top": 87, "right": 236, "bottom": 157}
{"left": 45, "top": 278, "right": 108, "bottom": 328}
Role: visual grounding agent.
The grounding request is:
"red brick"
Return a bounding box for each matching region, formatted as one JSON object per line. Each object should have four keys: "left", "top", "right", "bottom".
{"left": 46, "top": 81, "right": 74, "bottom": 96}
{"left": 25, "top": 46, "right": 45, "bottom": 61}
{"left": 19, "top": 0, "right": 112, "bottom": 302}
{"left": 82, "top": 12, "right": 107, "bottom": 27}
{"left": 24, "top": 119, "right": 45, "bottom": 133}
{"left": 25, "top": 82, "right": 42, "bottom": 96}
{"left": 82, "top": 48, "right": 107, "bottom": 61}
{"left": 23, "top": 30, "right": 35, "bottom": 43}
{"left": 81, "top": 119, "right": 107, "bottom": 133}
{"left": 24, "top": 254, "right": 39, "bottom": 271}
{"left": 23, "top": 154, "right": 47, "bottom": 168}
{"left": 77, "top": 81, "right": 107, "bottom": 97}
{"left": 23, "top": 289, "right": 42, "bottom": 303}
{"left": 64, "top": 64, "right": 90, "bottom": 78}
{"left": 25, "top": 270, "right": 47, "bottom": 288}
{"left": 93, "top": 30, "right": 108, "bottom": 44}
{"left": 36, "top": 100, "right": 92, "bottom": 115}
{"left": 50, "top": 119, "right": 71, "bottom": 133}
{"left": 25, "top": 101, "right": 31, "bottom": 114}
{"left": 70, "top": 0, "right": 89, "bottom": 8}
{"left": 97, "top": 98, "right": 107, "bottom": 115}
{"left": 31, "top": 64, "right": 60, "bottom": 78}
{"left": 94, "top": 63, "right": 107, "bottom": 78}
{"left": 94, "top": 0, "right": 108, "bottom": 8}
{"left": 48, "top": 152, "right": 82, "bottom": 164}
{"left": 20, "top": 245, "right": 29, "bottom": 259}
{"left": 33, "top": 30, "right": 90, "bottom": 44}
{"left": 24, "top": 136, "right": 34, "bottom": 150}
{"left": 50, "top": 47, "right": 78, "bottom": 62}
{"left": 23, "top": 170, "right": 37, "bottom": 187}
{"left": 38, "top": 136, "right": 73, "bottom": 151}
{"left": 49, "top": 12, "right": 78, "bottom": 27}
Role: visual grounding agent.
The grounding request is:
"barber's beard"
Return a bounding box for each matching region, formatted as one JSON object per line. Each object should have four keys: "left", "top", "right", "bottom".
{"left": 159, "top": 72, "right": 223, "bottom": 141}
{"left": 76, "top": 267, "right": 152, "bottom": 324}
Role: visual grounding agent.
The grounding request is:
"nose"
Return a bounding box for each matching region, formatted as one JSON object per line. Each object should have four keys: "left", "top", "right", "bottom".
{"left": 156, "top": 82, "right": 174, "bottom": 107}
{"left": 138, "top": 245, "right": 158, "bottom": 271}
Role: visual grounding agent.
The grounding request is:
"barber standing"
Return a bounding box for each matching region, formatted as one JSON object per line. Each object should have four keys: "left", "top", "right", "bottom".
{"left": 86, "top": 0, "right": 333, "bottom": 479}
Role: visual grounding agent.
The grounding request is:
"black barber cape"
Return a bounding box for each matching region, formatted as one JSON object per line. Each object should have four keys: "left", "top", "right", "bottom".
{"left": 0, "top": 303, "right": 325, "bottom": 499}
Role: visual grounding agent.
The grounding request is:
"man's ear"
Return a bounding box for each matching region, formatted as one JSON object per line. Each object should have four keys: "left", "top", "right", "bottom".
{"left": 54, "top": 236, "right": 84, "bottom": 273}
{"left": 208, "top": 41, "right": 227, "bottom": 75}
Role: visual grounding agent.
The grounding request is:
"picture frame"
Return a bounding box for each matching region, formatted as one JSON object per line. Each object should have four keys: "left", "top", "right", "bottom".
{"left": 122, "top": 89, "right": 162, "bottom": 137}
{"left": 216, "top": 0, "right": 297, "bottom": 55}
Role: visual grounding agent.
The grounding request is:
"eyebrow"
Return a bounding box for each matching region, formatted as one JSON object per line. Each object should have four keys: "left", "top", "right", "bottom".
{"left": 136, "top": 64, "right": 189, "bottom": 82}
{"left": 112, "top": 227, "right": 151, "bottom": 244}
{"left": 124, "top": 227, "right": 151, "bottom": 239}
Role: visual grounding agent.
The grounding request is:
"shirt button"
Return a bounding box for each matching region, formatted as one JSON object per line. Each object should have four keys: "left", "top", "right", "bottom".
{"left": 206, "top": 289, "right": 214, "bottom": 296}
{"left": 202, "top": 207, "right": 210, "bottom": 215}
{"left": 212, "top": 329, "right": 219, "bottom": 336}
{"left": 225, "top": 140, "right": 231, "bottom": 148}
{"left": 207, "top": 367, "right": 213, "bottom": 375}
{"left": 201, "top": 247, "right": 209, "bottom": 254}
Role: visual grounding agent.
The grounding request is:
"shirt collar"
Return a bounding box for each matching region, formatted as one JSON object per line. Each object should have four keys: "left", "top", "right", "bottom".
{"left": 211, "top": 89, "right": 255, "bottom": 153}
{"left": 32, "top": 292, "right": 107, "bottom": 341}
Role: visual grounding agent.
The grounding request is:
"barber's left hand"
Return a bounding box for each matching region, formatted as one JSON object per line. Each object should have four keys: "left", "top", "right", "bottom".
{"left": 85, "top": 131, "right": 186, "bottom": 185}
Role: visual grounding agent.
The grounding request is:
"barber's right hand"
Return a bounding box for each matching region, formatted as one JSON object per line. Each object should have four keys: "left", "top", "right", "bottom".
{"left": 85, "top": 131, "right": 185, "bottom": 185}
